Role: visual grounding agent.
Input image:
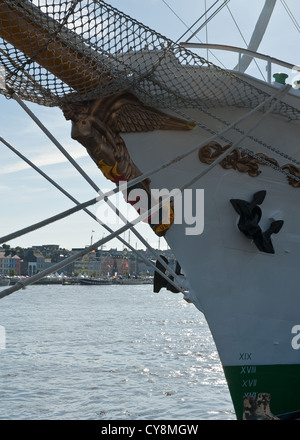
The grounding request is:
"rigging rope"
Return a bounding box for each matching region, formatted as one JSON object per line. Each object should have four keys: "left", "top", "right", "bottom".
{"left": 130, "top": 67, "right": 300, "bottom": 179}
{"left": 161, "top": 0, "right": 227, "bottom": 68}
{"left": 0, "top": 0, "right": 299, "bottom": 299}
{"left": 0, "top": 83, "right": 291, "bottom": 301}
{"left": 183, "top": 84, "right": 292, "bottom": 188}
{"left": 0, "top": 0, "right": 298, "bottom": 121}
{"left": 0, "top": 195, "right": 97, "bottom": 244}
{"left": 12, "top": 92, "right": 183, "bottom": 286}
{"left": 1, "top": 82, "right": 289, "bottom": 300}
{"left": 183, "top": 0, "right": 231, "bottom": 44}
{"left": 0, "top": 184, "right": 187, "bottom": 300}
{"left": 175, "top": 0, "right": 221, "bottom": 43}
{"left": 280, "top": 0, "right": 300, "bottom": 33}
{"left": 2, "top": 22, "right": 299, "bottom": 250}
{"left": 225, "top": 3, "right": 266, "bottom": 81}
{"left": 1, "top": 82, "right": 296, "bottom": 247}
{"left": 0, "top": 138, "right": 185, "bottom": 293}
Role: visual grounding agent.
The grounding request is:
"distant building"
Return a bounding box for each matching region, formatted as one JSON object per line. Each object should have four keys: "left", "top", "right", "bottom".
{"left": 22, "top": 248, "right": 55, "bottom": 276}
{"left": 33, "top": 245, "right": 60, "bottom": 254}
{"left": 0, "top": 251, "right": 21, "bottom": 275}
{"left": 72, "top": 248, "right": 101, "bottom": 276}
{"left": 0, "top": 244, "right": 176, "bottom": 278}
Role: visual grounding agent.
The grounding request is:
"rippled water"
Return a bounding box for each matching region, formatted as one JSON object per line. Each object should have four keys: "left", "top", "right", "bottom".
{"left": 0, "top": 284, "right": 235, "bottom": 420}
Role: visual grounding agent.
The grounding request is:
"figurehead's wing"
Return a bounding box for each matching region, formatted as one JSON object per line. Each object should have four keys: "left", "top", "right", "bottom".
{"left": 90, "top": 92, "right": 195, "bottom": 134}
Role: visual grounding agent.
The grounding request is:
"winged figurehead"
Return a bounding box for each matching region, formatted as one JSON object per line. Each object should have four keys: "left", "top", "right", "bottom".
{"left": 62, "top": 91, "right": 194, "bottom": 236}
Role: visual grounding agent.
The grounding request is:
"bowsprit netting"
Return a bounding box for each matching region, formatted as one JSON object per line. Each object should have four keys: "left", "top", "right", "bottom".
{"left": 0, "top": 0, "right": 299, "bottom": 120}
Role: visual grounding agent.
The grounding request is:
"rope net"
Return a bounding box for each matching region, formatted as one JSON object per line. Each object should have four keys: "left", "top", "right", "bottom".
{"left": 0, "top": 0, "right": 299, "bottom": 120}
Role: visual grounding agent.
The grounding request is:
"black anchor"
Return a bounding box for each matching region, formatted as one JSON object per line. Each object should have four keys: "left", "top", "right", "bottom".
{"left": 230, "top": 190, "right": 284, "bottom": 254}
{"left": 153, "top": 255, "right": 183, "bottom": 293}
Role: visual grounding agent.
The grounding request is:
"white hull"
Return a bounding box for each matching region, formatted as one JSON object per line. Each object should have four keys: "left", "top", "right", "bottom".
{"left": 123, "top": 78, "right": 300, "bottom": 418}
{"left": 124, "top": 85, "right": 300, "bottom": 362}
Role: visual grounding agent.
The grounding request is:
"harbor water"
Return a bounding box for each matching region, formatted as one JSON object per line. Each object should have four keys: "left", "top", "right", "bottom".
{"left": 0, "top": 284, "right": 235, "bottom": 420}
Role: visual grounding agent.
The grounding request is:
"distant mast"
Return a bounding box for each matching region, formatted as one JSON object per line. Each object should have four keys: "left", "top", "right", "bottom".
{"left": 234, "top": 0, "right": 277, "bottom": 72}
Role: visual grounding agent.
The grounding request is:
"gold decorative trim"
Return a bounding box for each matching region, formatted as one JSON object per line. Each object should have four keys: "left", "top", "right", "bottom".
{"left": 63, "top": 91, "right": 194, "bottom": 188}
{"left": 282, "top": 163, "right": 300, "bottom": 188}
{"left": 62, "top": 91, "right": 194, "bottom": 236}
{"left": 198, "top": 141, "right": 300, "bottom": 187}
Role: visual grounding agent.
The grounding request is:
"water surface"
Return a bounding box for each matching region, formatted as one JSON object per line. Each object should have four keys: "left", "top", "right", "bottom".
{"left": 0, "top": 284, "right": 235, "bottom": 420}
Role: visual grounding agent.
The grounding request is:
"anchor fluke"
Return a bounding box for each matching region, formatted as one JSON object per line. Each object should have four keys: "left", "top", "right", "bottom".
{"left": 230, "top": 190, "right": 284, "bottom": 254}
{"left": 153, "top": 255, "right": 182, "bottom": 293}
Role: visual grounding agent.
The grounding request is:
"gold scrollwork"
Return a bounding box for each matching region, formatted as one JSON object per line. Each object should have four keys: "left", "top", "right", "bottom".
{"left": 198, "top": 141, "right": 300, "bottom": 188}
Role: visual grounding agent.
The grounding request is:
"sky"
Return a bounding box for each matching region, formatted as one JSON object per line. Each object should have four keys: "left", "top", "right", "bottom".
{"left": 0, "top": 0, "right": 299, "bottom": 251}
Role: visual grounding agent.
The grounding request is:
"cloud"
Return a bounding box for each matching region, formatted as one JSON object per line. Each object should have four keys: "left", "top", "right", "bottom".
{"left": 0, "top": 149, "right": 89, "bottom": 175}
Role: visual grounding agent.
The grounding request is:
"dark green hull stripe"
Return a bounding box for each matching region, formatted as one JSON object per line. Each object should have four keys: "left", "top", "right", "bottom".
{"left": 223, "top": 364, "right": 300, "bottom": 420}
